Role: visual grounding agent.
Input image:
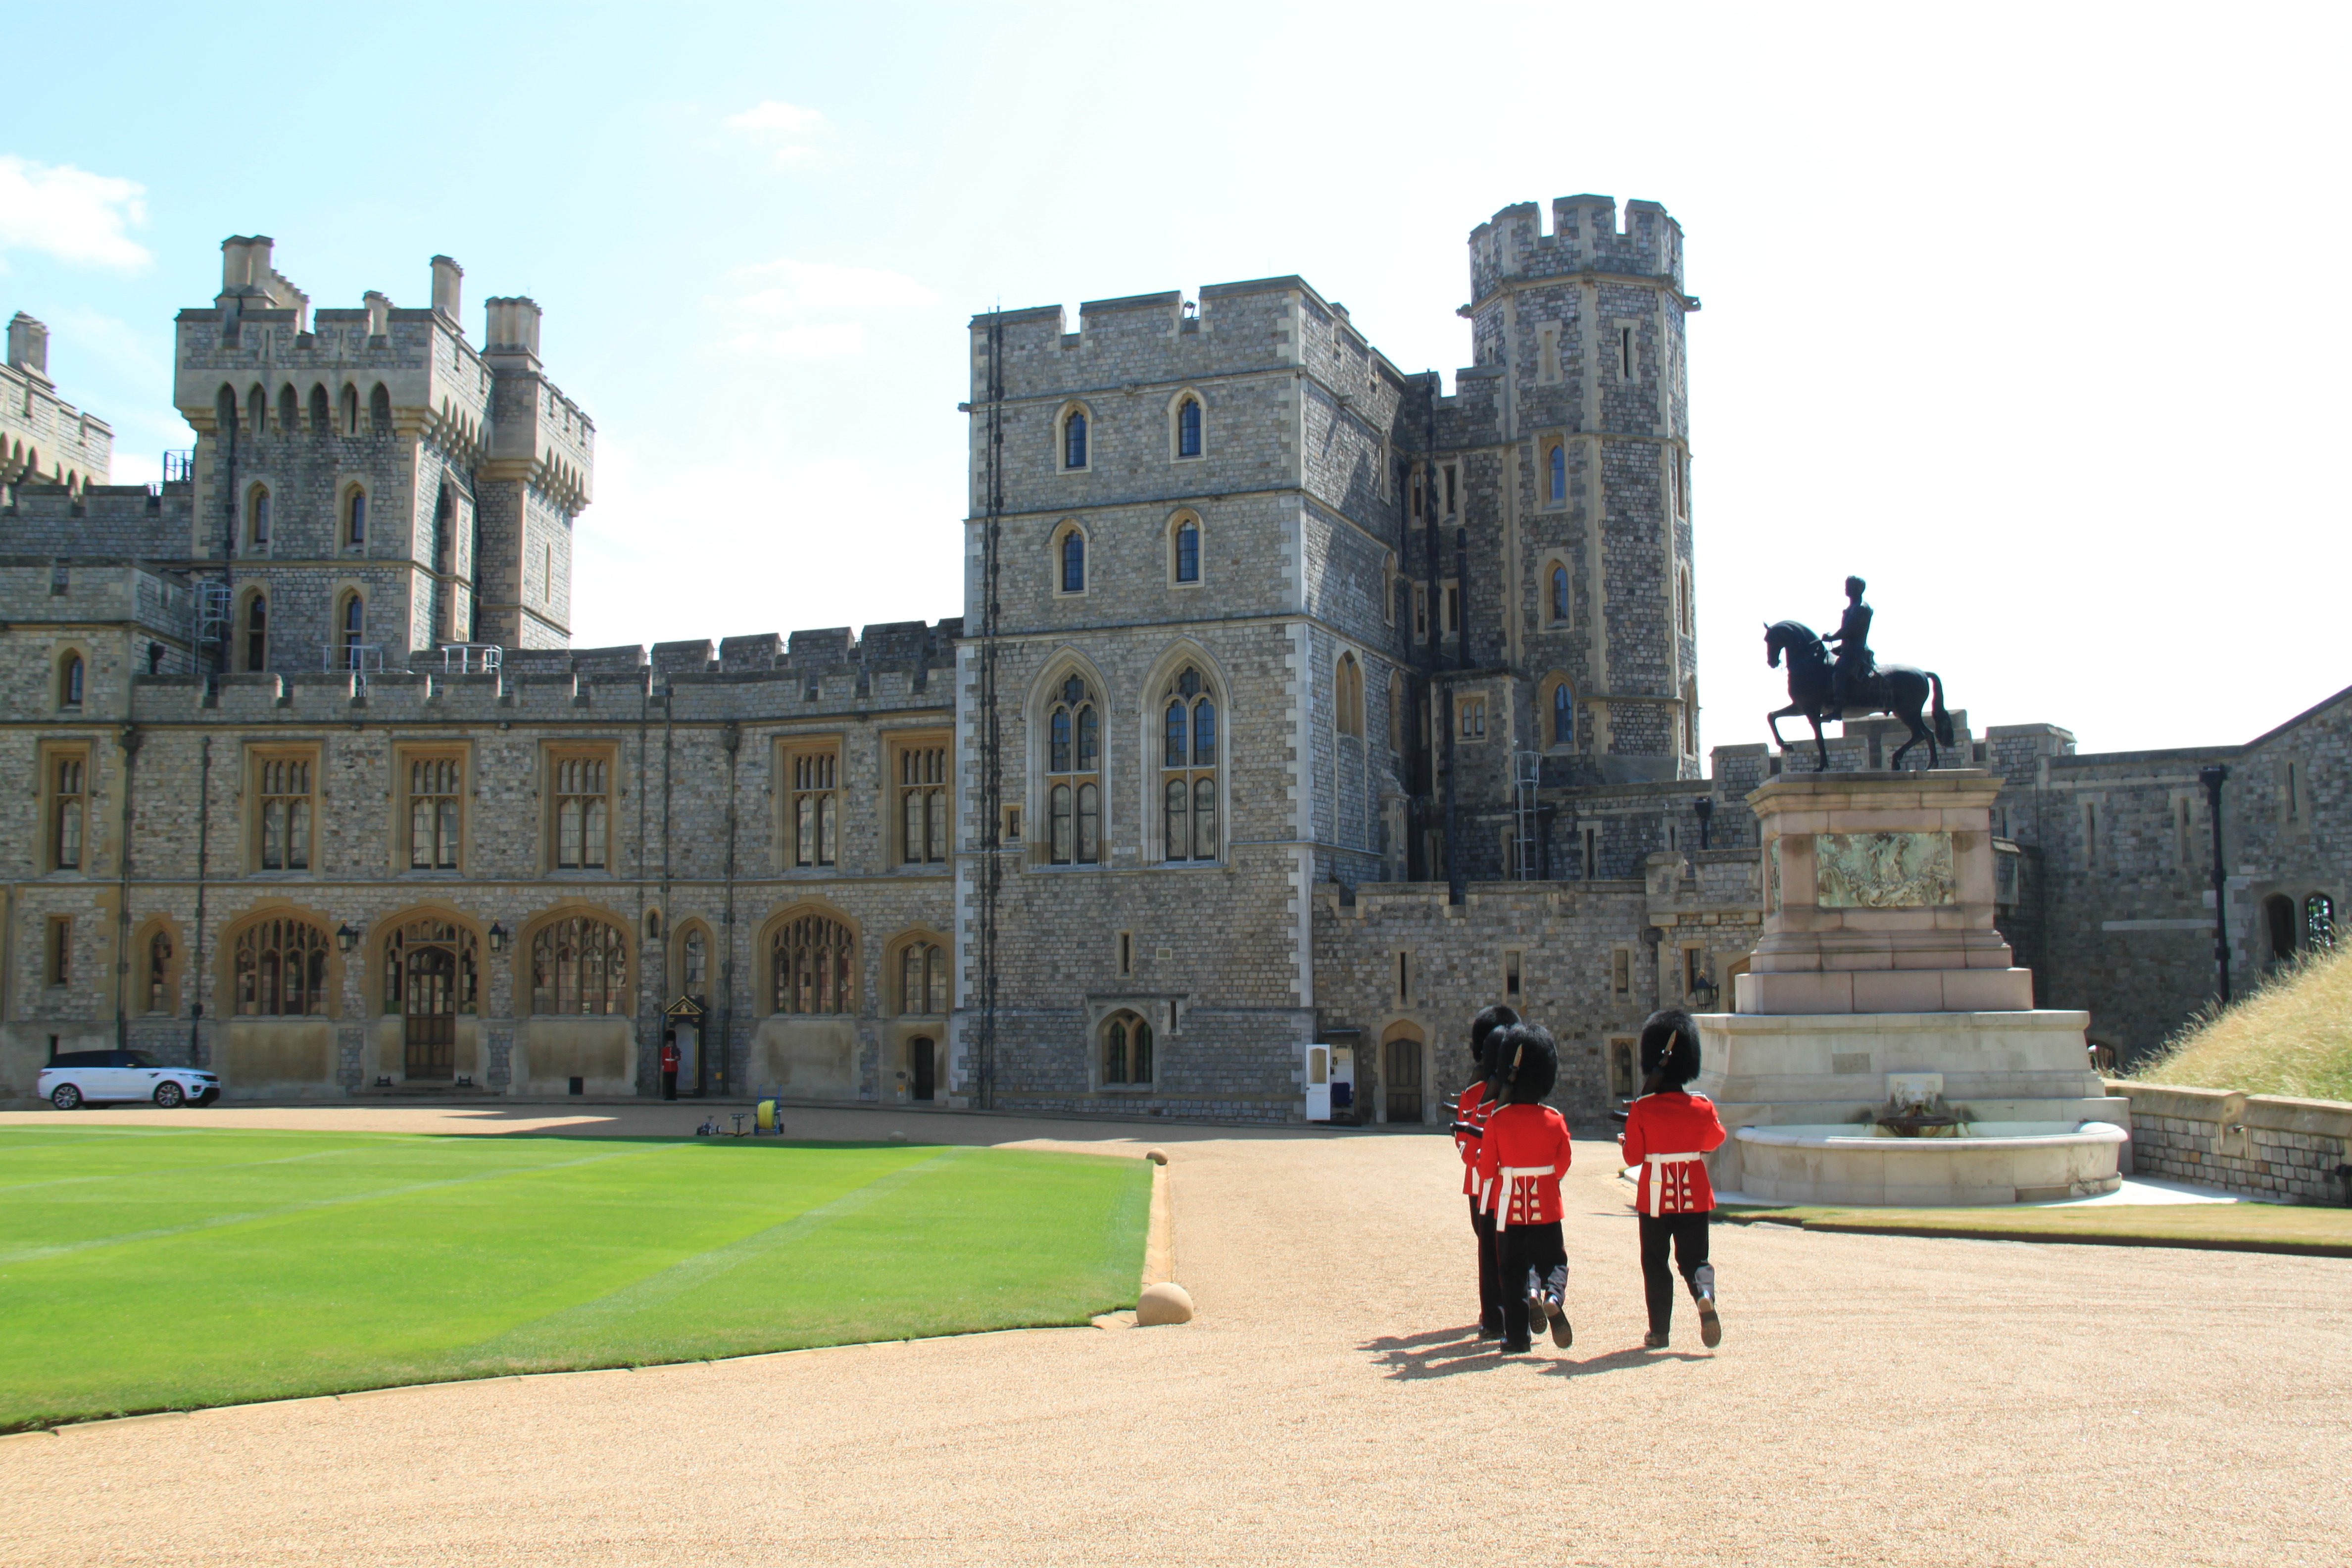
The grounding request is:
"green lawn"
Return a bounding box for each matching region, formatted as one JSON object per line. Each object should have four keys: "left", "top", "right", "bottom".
{"left": 0, "top": 1127, "right": 1151, "bottom": 1431}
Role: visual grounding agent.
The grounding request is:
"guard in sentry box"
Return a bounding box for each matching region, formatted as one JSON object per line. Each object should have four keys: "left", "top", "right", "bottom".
{"left": 1617, "top": 1008, "right": 1728, "bottom": 1350}
{"left": 1449, "top": 1004, "right": 1519, "bottom": 1339}
{"left": 1472, "top": 1023, "right": 1573, "bottom": 1354}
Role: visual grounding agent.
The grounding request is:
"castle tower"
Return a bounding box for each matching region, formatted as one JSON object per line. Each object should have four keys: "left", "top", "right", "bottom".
{"left": 170, "top": 237, "right": 593, "bottom": 673}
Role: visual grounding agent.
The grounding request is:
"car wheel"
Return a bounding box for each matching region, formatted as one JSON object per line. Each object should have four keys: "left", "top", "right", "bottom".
{"left": 154, "top": 1081, "right": 185, "bottom": 1110}
{"left": 50, "top": 1084, "right": 82, "bottom": 1111}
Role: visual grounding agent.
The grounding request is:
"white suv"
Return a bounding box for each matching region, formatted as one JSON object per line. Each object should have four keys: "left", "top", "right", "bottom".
{"left": 38, "top": 1051, "right": 221, "bottom": 1110}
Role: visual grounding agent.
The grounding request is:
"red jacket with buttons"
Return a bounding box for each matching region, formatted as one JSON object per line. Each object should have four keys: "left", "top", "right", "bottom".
{"left": 1451, "top": 1084, "right": 1496, "bottom": 1198}
{"left": 1617, "top": 1091, "right": 1727, "bottom": 1215}
{"left": 1474, "top": 1103, "right": 1573, "bottom": 1227}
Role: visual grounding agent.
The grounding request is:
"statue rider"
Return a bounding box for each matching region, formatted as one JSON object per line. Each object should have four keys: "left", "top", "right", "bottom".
{"left": 1825, "top": 575, "right": 1876, "bottom": 712}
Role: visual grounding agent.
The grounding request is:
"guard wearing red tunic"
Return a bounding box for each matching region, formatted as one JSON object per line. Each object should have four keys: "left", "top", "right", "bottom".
{"left": 1451, "top": 1005, "right": 1518, "bottom": 1338}
{"left": 1617, "top": 1008, "right": 1728, "bottom": 1349}
{"left": 1471, "top": 1022, "right": 1573, "bottom": 1353}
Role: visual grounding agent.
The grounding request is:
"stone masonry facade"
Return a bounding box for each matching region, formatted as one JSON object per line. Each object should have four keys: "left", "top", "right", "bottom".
{"left": 1, "top": 206, "right": 2344, "bottom": 1149}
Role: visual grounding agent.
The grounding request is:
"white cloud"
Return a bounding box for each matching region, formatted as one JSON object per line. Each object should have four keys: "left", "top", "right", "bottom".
{"left": 729, "top": 259, "right": 938, "bottom": 312}
{"left": 0, "top": 155, "right": 150, "bottom": 269}
{"left": 724, "top": 100, "right": 827, "bottom": 135}
{"left": 722, "top": 100, "right": 831, "bottom": 168}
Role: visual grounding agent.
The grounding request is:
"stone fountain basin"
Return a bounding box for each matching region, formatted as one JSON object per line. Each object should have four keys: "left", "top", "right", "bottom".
{"left": 1734, "top": 1121, "right": 2127, "bottom": 1207}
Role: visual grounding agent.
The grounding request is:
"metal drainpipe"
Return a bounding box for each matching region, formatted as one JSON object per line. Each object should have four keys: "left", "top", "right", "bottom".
{"left": 660, "top": 686, "right": 679, "bottom": 1088}
{"left": 1421, "top": 384, "right": 1442, "bottom": 885}
{"left": 635, "top": 669, "right": 651, "bottom": 1095}
{"left": 717, "top": 722, "right": 741, "bottom": 1100}
{"left": 1447, "top": 499, "right": 1468, "bottom": 906}
{"left": 2201, "top": 764, "right": 2230, "bottom": 1005}
{"left": 112, "top": 724, "right": 141, "bottom": 1052}
{"left": 188, "top": 735, "right": 212, "bottom": 1065}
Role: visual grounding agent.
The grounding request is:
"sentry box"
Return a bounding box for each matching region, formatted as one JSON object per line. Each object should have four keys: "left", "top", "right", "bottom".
{"left": 1303, "top": 1043, "right": 1356, "bottom": 1123}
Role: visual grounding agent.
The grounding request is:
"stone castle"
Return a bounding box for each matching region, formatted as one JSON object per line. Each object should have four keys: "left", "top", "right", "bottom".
{"left": 1, "top": 199, "right": 2342, "bottom": 1119}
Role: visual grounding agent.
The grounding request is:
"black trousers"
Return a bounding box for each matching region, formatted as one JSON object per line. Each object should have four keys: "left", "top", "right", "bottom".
{"left": 1639, "top": 1211, "right": 1711, "bottom": 1334}
{"left": 1497, "top": 1221, "right": 1566, "bottom": 1345}
{"left": 661, "top": 1070, "right": 678, "bottom": 1101}
{"left": 1468, "top": 1196, "right": 1502, "bottom": 1328}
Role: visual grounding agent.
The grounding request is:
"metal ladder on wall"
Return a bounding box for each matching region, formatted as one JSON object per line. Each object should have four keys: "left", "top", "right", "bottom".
{"left": 1513, "top": 750, "right": 1542, "bottom": 880}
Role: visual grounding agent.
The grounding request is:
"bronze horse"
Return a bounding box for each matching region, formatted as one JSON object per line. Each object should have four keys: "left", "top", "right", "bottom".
{"left": 1764, "top": 620, "right": 1953, "bottom": 771}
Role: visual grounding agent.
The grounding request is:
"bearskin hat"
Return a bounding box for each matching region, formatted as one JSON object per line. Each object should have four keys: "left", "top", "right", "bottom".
{"left": 1491, "top": 1022, "right": 1559, "bottom": 1105}
{"left": 1470, "top": 1003, "right": 1519, "bottom": 1079}
{"left": 1639, "top": 1008, "right": 1703, "bottom": 1091}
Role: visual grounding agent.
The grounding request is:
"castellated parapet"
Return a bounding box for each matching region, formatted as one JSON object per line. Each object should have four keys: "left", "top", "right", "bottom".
{"left": 1, "top": 313, "right": 113, "bottom": 493}
{"left": 171, "top": 235, "right": 594, "bottom": 665}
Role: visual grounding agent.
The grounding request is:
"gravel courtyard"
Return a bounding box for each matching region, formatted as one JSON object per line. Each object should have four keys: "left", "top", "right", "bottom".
{"left": 2, "top": 1102, "right": 2342, "bottom": 1567}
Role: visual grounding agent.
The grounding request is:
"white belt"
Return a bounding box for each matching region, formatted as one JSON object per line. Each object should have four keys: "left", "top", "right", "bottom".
{"left": 1484, "top": 1166, "right": 1556, "bottom": 1219}
{"left": 1642, "top": 1152, "right": 1706, "bottom": 1217}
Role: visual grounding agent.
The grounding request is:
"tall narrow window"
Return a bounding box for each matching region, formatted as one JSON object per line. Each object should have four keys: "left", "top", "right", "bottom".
{"left": 243, "top": 593, "right": 268, "bottom": 672}
{"left": 370, "top": 384, "right": 392, "bottom": 432}
{"left": 1548, "top": 442, "right": 1566, "bottom": 504}
{"left": 1334, "top": 654, "right": 1364, "bottom": 739}
{"left": 1176, "top": 396, "right": 1201, "bottom": 458}
{"left": 1174, "top": 519, "right": 1200, "bottom": 583}
{"left": 1388, "top": 673, "right": 1405, "bottom": 752}
{"left": 1620, "top": 327, "right": 1634, "bottom": 379}
{"left": 1160, "top": 667, "right": 1218, "bottom": 863}
{"left": 339, "top": 594, "right": 365, "bottom": 669}
{"left": 340, "top": 384, "right": 359, "bottom": 436}
{"left": 1413, "top": 585, "right": 1429, "bottom": 638}
{"left": 50, "top": 754, "right": 85, "bottom": 870}
{"left": 1550, "top": 564, "right": 1570, "bottom": 624}
{"left": 1063, "top": 408, "right": 1088, "bottom": 469}
{"left": 790, "top": 751, "right": 839, "bottom": 868}
{"left": 1444, "top": 584, "right": 1460, "bottom": 634}
{"left": 59, "top": 653, "right": 83, "bottom": 710}
{"left": 2309, "top": 894, "right": 2337, "bottom": 952}
{"left": 772, "top": 912, "right": 854, "bottom": 1014}
{"left": 1443, "top": 464, "right": 1458, "bottom": 517}
{"left": 278, "top": 385, "right": 297, "bottom": 433}
{"left": 1673, "top": 449, "right": 1687, "bottom": 515}
{"left": 345, "top": 489, "right": 366, "bottom": 546}
{"left": 1678, "top": 568, "right": 1693, "bottom": 635}
{"left": 247, "top": 486, "right": 270, "bottom": 548}
{"left": 257, "top": 757, "right": 312, "bottom": 871}
{"left": 408, "top": 756, "right": 461, "bottom": 870}
{"left": 1048, "top": 675, "right": 1101, "bottom": 866}
{"left": 899, "top": 940, "right": 947, "bottom": 1015}
{"left": 310, "top": 384, "right": 330, "bottom": 433}
{"left": 147, "top": 930, "right": 172, "bottom": 1013}
{"left": 898, "top": 741, "right": 948, "bottom": 865}
{"left": 1060, "top": 528, "right": 1085, "bottom": 593}
{"left": 1553, "top": 683, "right": 1575, "bottom": 747}
{"left": 45, "top": 918, "right": 71, "bottom": 986}
{"left": 554, "top": 755, "right": 609, "bottom": 870}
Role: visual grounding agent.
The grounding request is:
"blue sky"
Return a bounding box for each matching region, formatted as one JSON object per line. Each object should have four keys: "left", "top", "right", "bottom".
{"left": 2, "top": 0, "right": 2344, "bottom": 753}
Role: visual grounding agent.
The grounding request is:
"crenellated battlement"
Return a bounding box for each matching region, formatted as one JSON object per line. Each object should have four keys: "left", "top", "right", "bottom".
{"left": 1467, "top": 195, "right": 1687, "bottom": 303}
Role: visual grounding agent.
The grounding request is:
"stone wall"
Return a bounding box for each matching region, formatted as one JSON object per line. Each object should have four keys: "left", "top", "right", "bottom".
{"left": 2108, "top": 1081, "right": 2352, "bottom": 1205}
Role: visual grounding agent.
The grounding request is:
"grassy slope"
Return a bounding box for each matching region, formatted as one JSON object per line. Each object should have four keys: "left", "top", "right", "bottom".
{"left": 0, "top": 1128, "right": 1150, "bottom": 1430}
{"left": 1723, "top": 1202, "right": 2352, "bottom": 1255}
{"left": 2127, "top": 942, "right": 2352, "bottom": 1102}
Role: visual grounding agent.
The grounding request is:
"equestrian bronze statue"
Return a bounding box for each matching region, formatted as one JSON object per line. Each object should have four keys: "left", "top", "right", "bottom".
{"left": 1764, "top": 577, "right": 1953, "bottom": 771}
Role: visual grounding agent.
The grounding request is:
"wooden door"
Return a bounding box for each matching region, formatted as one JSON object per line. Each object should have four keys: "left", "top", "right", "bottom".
{"left": 404, "top": 946, "right": 457, "bottom": 1079}
{"left": 1384, "top": 1037, "right": 1423, "bottom": 1123}
{"left": 911, "top": 1038, "right": 935, "bottom": 1101}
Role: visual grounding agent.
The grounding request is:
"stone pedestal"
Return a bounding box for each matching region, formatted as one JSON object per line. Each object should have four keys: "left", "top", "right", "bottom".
{"left": 1696, "top": 770, "right": 2124, "bottom": 1201}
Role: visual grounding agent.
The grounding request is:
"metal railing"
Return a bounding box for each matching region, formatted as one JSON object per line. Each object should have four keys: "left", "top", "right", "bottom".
{"left": 438, "top": 643, "right": 502, "bottom": 674}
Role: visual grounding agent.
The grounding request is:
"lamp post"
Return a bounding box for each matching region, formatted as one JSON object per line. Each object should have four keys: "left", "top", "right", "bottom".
{"left": 2200, "top": 765, "right": 2230, "bottom": 1005}
{"left": 1693, "top": 795, "right": 1715, "bottom": 851}
{"left": 335, "top": 923, "right": 359, "bottom": 955}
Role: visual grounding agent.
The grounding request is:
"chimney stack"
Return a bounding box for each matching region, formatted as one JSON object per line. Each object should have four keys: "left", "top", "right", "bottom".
{"left": 218, "top": 235, "right": 275, "bottom": 295}
{"left": 431, "top": 255, "right": 463, "bottom": 323}
{"left": 7, "top": 313, "right": 50, "bottom": 380}
{"left": 484, "top": 296, "right": 542, "bottom": 362}
{"left": 364, "top": 291, "right": 392, "bottom": 340}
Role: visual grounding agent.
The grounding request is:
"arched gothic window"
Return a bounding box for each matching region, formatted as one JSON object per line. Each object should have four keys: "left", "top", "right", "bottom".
{"left": 899, "top": 940, "right": 947, "bottom": 1016}
{"left": 2309, "top": 893, "right": 2337, "bottom": 952}
{"left": 369, "top": 384, "right": 392, "bottom": 432}
{"left": 1062, "top": 407, "right": 1088, "bottom": 469}
{"left": 1048, "top": 675, "right": 1101, "bottom": 866}
{"left": 1176, "top": 396, "right": 1202, "bottom": 458}
{"left": 309, "top": 384, "right": 330, "bottom": 433}
{"left": 771, "top": 912, "right": 854, "bottom": 1015}
{"left": 340, "top": 384, "right": 359, "bottom": 436}
{"left": 339, "top": 593, "right": 365, "bottom": 669}
{"left": 59, "top": 652, "right": 83, "bottom": 710}
{"left": 278, "top": 386, "right": 298, "bottom": 433}
{"left": 247, "top": 385, "right": 267, "bottom": 434}
{"left": 243, "top": 592, "right": 269, "bottom": 672}
{"left": 233, "top": 917, "right": 330, "bottom": 1017}
{"left": 1334, "top": 653, "right": 1365, "bottom": 739}
{"left": 1548, "top": 442, "right": 1566, "bottom": 504}
{"left": 1059, "top": 526, "right": 1085, "bottom": 593}
{"left": 682, "top": 925, "right": 708, "bottom": 992}
{"left": 384, "top": 919, "right": 480, "bottom": 1017}
{"left": 1174, "top": 517, "right": 1200, "bottom": 583}
{"left": 344, "top": 488, "right": 367, "bottom": 546}
{"left": 1161, "top": 666, "right": 1218, "bottom": 863}
{"left": 1552, "top": 682, "right": 1575, "bottom": 747}
{"left": 247, "top": 486, "right": 271, "bottom": 549}
{"left": 1550, "top": 564, "right": 1570, "bottom": 625}
{"left": 529, "top": 915, "right": 627, "bottom": 1015}
{"left": 1102, "top": 1010, "right": 1154, "bottom": 1085}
